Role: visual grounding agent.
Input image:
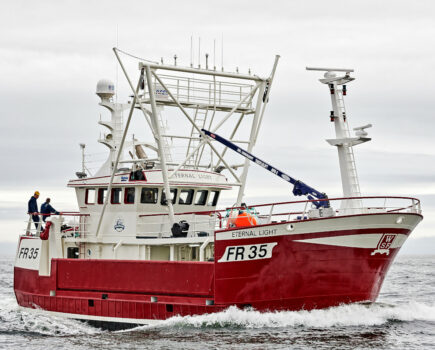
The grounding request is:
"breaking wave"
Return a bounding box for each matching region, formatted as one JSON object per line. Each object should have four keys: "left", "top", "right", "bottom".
{"left": 153, "top": 301, "right": 435, "bottom": 330}
{"left": 0, "top": 296, "right": 101, "bottom": 336}
{"left": 2, "top": 294, "right": 434, "bottom": 335}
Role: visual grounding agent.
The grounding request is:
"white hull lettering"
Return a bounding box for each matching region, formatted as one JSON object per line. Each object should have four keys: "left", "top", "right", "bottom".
{"left": 231, "top": 228, "right": 277, "bottom": 239}
{"left": 218, "top": 242, "right": 278, "bottom": 263}
{"left": 15, "top": 239, "right": 42, "bottom": 270}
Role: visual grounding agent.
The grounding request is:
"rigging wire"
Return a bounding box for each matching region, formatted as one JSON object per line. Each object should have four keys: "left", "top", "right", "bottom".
{"left": 114, "top": 47, "right": 159, "bottom": 64}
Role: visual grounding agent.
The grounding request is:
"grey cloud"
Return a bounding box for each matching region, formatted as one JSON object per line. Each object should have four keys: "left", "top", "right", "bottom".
{"left": 1, "top": 0, "right": 434, "bottom": 247}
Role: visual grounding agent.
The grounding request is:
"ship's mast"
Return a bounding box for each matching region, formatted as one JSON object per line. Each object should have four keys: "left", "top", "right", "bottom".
{"left": 307, "top": 67, "right": 372, "bottom": 211}
{"left": 95, "top": 79, "right": 131, "bottom": 176}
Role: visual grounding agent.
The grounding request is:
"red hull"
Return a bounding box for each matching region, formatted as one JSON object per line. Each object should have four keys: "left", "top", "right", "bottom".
{"left": 14, "top": 215, "right": 418, "bottom": 325}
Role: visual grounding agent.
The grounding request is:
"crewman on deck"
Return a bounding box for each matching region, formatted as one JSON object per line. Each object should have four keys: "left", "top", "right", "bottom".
{"left": 41, "top": 198, "right": 60, "bottom": 222}
{"left": 28, "top": 191, "right": 42, "bottom": 230}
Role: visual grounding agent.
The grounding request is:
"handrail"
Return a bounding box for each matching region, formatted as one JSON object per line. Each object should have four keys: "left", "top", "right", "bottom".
{"left": 136, "top": 196, "right": 420, "bottom": 220}
{"left": 139, "top": 210, "right": 223, "bottom": 218}
{"left": 29, "top": 212, "right": 91, "bottom": 217}
{"left": 25, "top": 212, "right": 90, "bottom": 238}
{"left": 224, "top": 196, "right": 421, "bottom": 211}
{"left": 134, "top": 196, "right": 421, "bottom": 237}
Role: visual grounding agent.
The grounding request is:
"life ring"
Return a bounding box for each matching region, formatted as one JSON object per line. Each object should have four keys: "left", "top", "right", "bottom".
{"left": 40, "top": 221, "right": 52, "bottom": 240}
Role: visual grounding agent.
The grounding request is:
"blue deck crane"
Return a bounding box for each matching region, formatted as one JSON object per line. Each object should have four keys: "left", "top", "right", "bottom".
{"left": 201, "top": 129, "right": 330, "bottom": 208}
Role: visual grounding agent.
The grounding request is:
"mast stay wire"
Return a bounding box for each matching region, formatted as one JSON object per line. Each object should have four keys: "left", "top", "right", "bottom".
{"left": 115, "top": 47, "right": 159, "bottom": 64}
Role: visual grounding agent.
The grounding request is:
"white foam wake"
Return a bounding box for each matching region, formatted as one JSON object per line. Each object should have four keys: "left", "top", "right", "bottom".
{"left": 3, "top": 295, "right": 434, "bottom": 334}
{"left": 0, "top": 296, "right": 101, "bottom": 336}
{"left": 157, "top": 301, "right": 435, "bottom": 329}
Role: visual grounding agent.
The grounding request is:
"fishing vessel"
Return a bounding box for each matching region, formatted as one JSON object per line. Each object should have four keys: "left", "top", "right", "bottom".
{"left": 14, "top": 49, "right": 422, "bottom": 330}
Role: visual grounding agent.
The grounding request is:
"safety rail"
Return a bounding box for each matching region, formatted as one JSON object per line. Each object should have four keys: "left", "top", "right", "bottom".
{"left": 25, "top": 212, "right": 90, "bottom": 238}
{"left": 134, "top": 196, "right": 421, "bottom": 237}
{"left": 137, "top": 210, "right": 222, "bottom": 238}
{"left": 143, "top": 74, "right": 256, "bottom": 110}
{"left": 223, "top": 196, "right": 422, "bottom": 225}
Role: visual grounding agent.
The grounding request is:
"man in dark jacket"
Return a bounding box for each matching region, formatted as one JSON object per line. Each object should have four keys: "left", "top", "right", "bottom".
{"left": 41, "top": 198, "right": 60, "bottom": 222}
{"left": 28, "top": 191, "right": 42, "bottom": 230}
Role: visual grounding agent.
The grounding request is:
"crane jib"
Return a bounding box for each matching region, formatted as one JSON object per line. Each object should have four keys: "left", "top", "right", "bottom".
{"left": 201, "top": 129, "right": 329, "bottom": 208}
{"left": 235, "top": 147, "right": 296, "bottom": 185}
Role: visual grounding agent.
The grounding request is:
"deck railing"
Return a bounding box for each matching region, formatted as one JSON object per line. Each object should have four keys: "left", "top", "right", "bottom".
{"left": 137, "top": 211, "right": 222, "bottom": 238}
{"left": 25, "top": 212, "right": 90, "bottom": 238}
{"left": 143, "top": 74, "right": 255, "bottom": 110}
{"left": 136, "top": 196, "right": 421, "bottom": 236}
{"left": 23, "top": 196, "right": 421, "bottom": 239}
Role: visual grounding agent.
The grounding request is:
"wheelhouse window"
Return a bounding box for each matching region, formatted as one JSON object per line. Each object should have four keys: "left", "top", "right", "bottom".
{"left": 179, "top": 189, "right": 194, "bottom": 205}
{"left": 98, "top": 188, "right": 107, "bottom": 204}
{"left": 129, "top": 170, "right": 146, "bottom": 181}
{"left": 141, "top": 188, "right": 158, "bottom": 204}
{"left": 111, "top": 188, "right": 122, "bottom": 204}
{"left": 207, "top": 190, "right": 220, "bottom": 206}
{"left": 194, "top": 190, "right": 208, "bottom": 206}
{"left": 85, "top": 188, "right": 96, "bottom": 204}
{"left": 124, "top": 187, "right": 135, "bottom": 204}
{"left": 161, "top": 189, "right": 177, "bottom": 205}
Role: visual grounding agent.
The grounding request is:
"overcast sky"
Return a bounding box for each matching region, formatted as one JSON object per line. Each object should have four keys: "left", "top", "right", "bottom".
{"left": 1, "top": 0, "right": 434, "bottom": 249}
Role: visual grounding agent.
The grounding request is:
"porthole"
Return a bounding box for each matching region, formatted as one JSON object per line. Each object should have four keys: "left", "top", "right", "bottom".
{"left": 286, "top": 224, "right": 295, "bottom": 231}
{"left": 396, "top": 216, "right": 404, "bottom": 224}
{"left": 87, "top": 249, "right": 92, "bottom": 256}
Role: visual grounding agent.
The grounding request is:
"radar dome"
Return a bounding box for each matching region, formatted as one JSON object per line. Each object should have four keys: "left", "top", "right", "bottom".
{"left": 96, "top": 79, "right": 115, "bottom": 100}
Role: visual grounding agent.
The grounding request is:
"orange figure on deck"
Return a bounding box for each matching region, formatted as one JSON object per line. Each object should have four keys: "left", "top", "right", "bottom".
{"left": 228, "top": 209, "right": 258, "bottom": 228}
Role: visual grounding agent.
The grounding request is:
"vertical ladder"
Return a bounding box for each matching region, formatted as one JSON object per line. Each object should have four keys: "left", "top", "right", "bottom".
{"left": 186, "top": 106, "right": 208, "bottom": 166}
{"left": 157, "top": 111, "right": 173, "bottom": 163}
{"left": 336, "top": 92, "right": 361, "bottom": 197}
{"left": 79, "top": 243, "right": 86, "bottom": 259}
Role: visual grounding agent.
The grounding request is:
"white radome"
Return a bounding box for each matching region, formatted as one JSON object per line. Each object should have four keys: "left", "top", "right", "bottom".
{"left": 96, "top": 79, "right": 115, "bottom": 99}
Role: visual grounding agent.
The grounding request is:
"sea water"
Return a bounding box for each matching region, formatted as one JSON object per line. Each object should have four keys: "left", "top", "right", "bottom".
{"left": 1, "top": 255, "right": 434, "bottom": 350}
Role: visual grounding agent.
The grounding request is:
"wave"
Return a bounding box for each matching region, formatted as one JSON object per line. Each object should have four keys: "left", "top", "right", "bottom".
{"left": 2, "top": 294, "right": 434, "bottom": 335}
{"left": 0, "top": 296, "right": 100, "bottom": 336}
{"left": 148, "top": 301, "right": 435, "bottom": 330}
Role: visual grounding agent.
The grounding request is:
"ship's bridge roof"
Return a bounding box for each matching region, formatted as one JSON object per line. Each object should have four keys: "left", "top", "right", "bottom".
{"left": 68, "top": 168, "right": 231, "bottom": 189}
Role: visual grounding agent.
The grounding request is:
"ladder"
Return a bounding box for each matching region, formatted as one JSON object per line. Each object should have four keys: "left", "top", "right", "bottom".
{"left": 79, "top": 242, "right": 86, "bottom": 259}
{"left": 186, "top": 106, "right": 208, "bottom": 166}
{"left": 157, "top": 111, "right": 173, "bottom": 163}
{"left": 336, "top": 93, "right": 361, "bottom": 197}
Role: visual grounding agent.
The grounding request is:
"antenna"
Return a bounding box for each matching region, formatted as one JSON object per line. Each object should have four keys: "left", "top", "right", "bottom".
{"left": 306, "top": 67, "right": 354, "bottom": 73}
{"left": 115, "top": 25, "right": 119, "bottom": 103}
{"left": 75, "top": 143, "right": 88, "bottom": 178}
{"left": 198, "top": 37, "right": 201, "bottom": 68}
{"left": 190, "top": 36, "right": 193, "bottom": 67}
{"left": 213, "top": 39, "right": 216, "bottom": 70}
{"left": 221, "top": 33, "right": 224, "bottom": 72}
{"left": 80, "top": 143, "right": 86, "bottom": 173}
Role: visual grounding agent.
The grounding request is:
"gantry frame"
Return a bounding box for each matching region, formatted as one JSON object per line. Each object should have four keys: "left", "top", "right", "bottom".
{"left": 95, "top": 48, "right": 279, "bottom": 237}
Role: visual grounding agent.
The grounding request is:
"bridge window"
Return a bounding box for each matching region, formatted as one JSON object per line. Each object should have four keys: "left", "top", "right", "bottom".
{"left": 207, "top": 191, "right": 220, "bottom": 206}
{"left": 161, "top": 189, "right": 177, "bottom": 205}
{"left": 141, "top": 188, "right": 158, "bottom": 204}
{"left": 179, "top": 189, "right": 194, "bottom": 205}
{"left": 194, "top": 190, "right": 208, "bottom": 206}
{"left": 111, "top": 188, "right": 122, "bottom": 204}
{"left": 129, "top": 170, "right": 146, "bottom": 181}
{"left": 85, "top": 189, "right": 96, "bottom": 204}
{"left": 98, "top": 188, "right": 107, "bottom": 204}
{"left": 124, "top": 187, "right": 135, "bottom": 204}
